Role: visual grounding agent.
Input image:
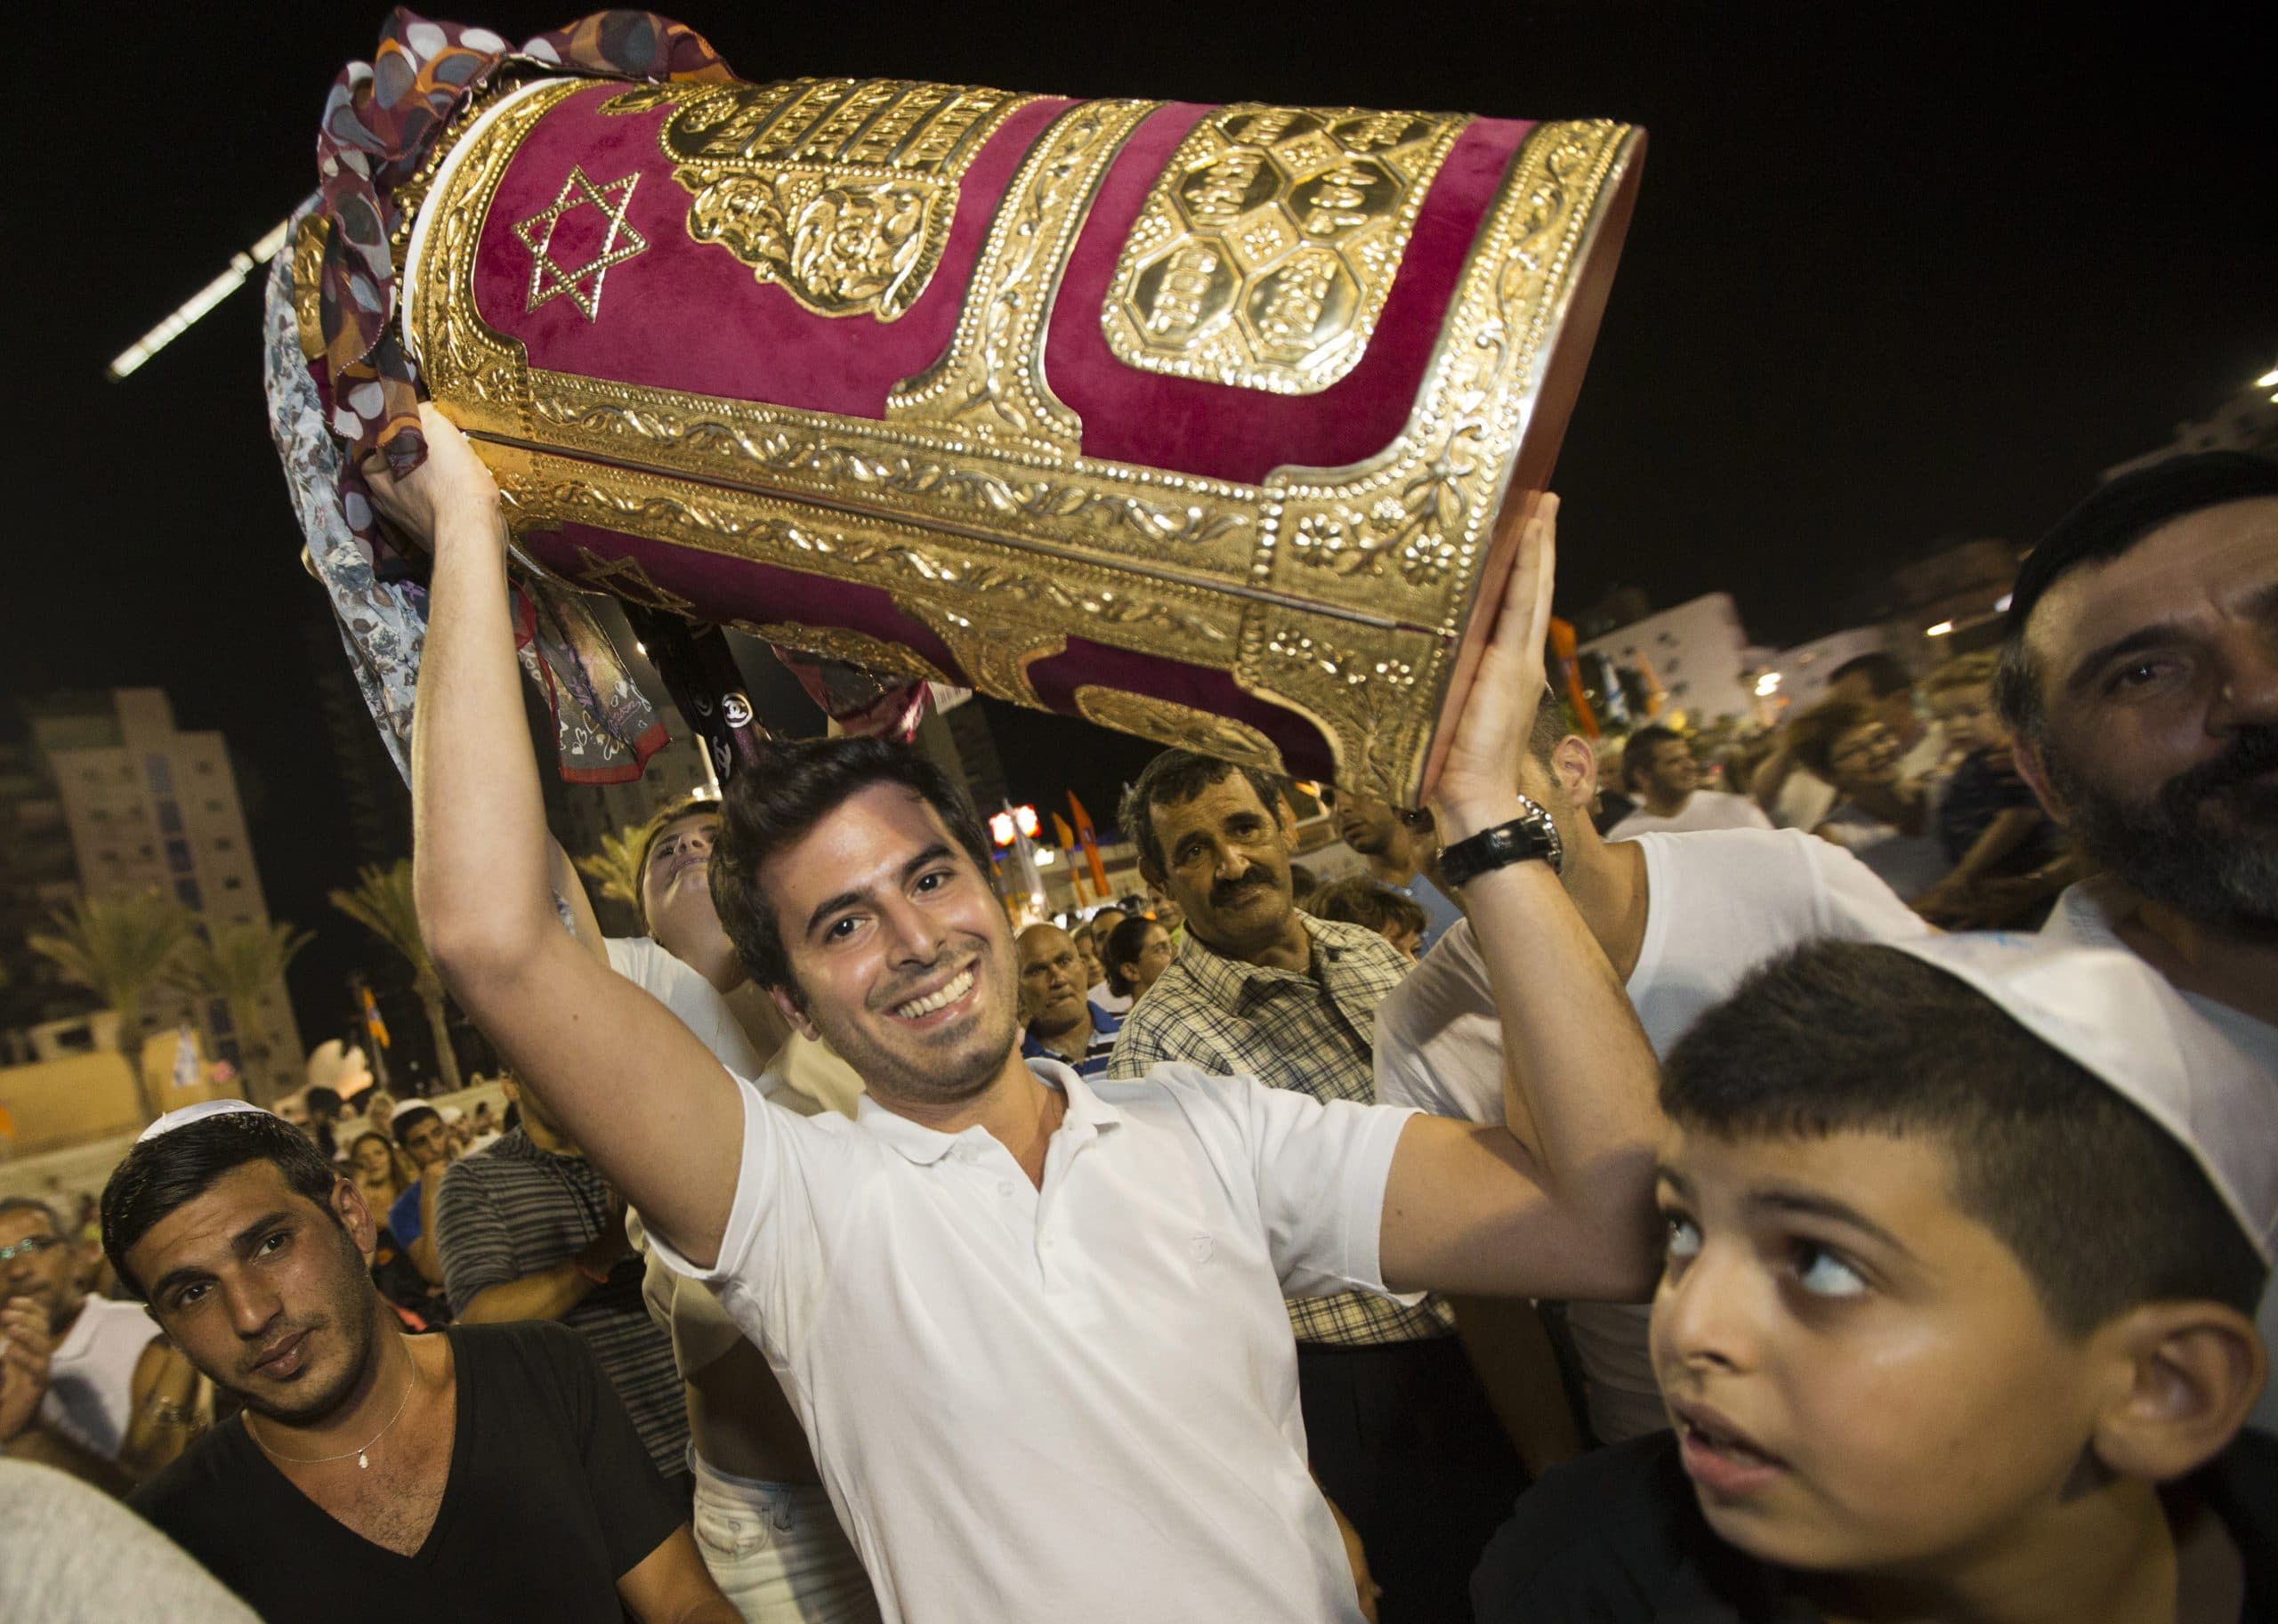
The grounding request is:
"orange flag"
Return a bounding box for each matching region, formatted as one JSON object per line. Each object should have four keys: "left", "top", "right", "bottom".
{"left": 1068, "top": 792, "right": 1112, "bottom": 899}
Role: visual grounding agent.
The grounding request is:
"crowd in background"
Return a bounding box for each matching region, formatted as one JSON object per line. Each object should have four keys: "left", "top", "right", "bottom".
{"left": 2, "top": 445, "right": 2272, "bottom": 1624}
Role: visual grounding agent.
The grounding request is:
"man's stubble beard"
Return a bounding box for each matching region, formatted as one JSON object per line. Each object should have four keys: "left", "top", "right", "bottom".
{"left": 2043, "top": 723, "right": 2278, "bottom": 940}
{"left": 801, "top": 936, "right": 1024, "bottom": 1106}
{"left": 224, "top": 1231, "right": 384, "bottom": 1428}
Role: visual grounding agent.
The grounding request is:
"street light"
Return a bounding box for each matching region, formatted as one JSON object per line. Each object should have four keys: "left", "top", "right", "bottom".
{"left": 109, "top": 215, "right": 297, "bottom": 380}
{"left": 2257, "top": 367, "right": 2278, "bottom": 389}
{"left": 1926, "top": 621, "right": 1955, "bottom": 637}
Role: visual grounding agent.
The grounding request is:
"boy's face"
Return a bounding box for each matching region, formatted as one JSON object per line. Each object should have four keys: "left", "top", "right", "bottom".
{"left": 1651, "top": 1126, "right": 2101, "bottom": 1575}
{"left": 1929, "top": 682, "right": 2005, "bottom": 759}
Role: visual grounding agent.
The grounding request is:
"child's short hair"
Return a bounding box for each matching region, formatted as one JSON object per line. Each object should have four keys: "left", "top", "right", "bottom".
{"left": 1662, "top": 941, "right": 2265, "bottom": 1337}
{"left": 1308, "top": 876, "right": 1428, "bottom": 941}
{"left": 1781, "top": 699, "right": 1876, "bottom": 780}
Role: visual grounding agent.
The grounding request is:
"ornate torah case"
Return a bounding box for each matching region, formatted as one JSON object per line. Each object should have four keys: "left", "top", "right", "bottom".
{"left": 394, "top": 74, "right": 1642, "bottom": 799}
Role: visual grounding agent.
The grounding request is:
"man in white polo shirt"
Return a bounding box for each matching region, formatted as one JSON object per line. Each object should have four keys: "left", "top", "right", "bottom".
{"left": 384, "top": 416, "right": 1661, "bottom": 1624}
{"left": 1377, "top": 706, "right": 1927, "bottom": 1444}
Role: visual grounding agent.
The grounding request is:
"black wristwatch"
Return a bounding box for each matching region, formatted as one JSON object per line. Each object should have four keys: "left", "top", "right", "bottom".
{"left": 1437, "top": 796, "right": 1564, "bottom": 885}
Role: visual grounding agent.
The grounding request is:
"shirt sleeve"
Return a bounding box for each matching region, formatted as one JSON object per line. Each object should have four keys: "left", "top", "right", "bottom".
{"left": 1233, "top": 1077, "right": 1418, "bottom": 1298}
{"left": 434, "top": 1162, "right": 518, "bottom": 1317}
{"left": 1807, "top": 837, "right": 1935, "bottom": 943}
{"left": 1372, "top": 924, "right": 1484, "bottom": 1120}
{"left": 546, "top": 1325, "right": 686, "bottom": 1579}
{"left": 607, "top": 937, "right": 769, "bottom": 1078}
{"left": 387, "top": 1183, "right": 423, "bottom": 1246}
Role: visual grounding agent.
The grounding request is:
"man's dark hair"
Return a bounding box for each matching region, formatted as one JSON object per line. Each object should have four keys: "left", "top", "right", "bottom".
{"left": 1620, "top": 724, "right": 1685, "bottom": 790}
{"left": 1119, "top": 751, "right": 1287, "bottom": 878}
{"left": 388, "top": 1104, "right": 440, "bottom": 1147}
{"left": 0, "top": 1194, "right": 64, "bottom": 1235}
{"left": 1288, "top": 863, "right": 1320, "bottom": 908}
{"left": 710, "top": 735, "right": 992, "bottom": 992}
{"left": 303, "top": 1087, "right": 343, "bottom": 1119}
{"left": 1994, "top": 451, "right": 2278, "bottom": 742}
{"left": 1826, "top": 651, "right": 1911, "bottom": 699}
{"left": 1308, "top": 876, "right": 1429, "bottom": 941}
{"left": 101, "top": 1112, "right": 345, "bottom": 1302}
{"left": 1662, "top": 941, "right": 2266, "bottom": 1337}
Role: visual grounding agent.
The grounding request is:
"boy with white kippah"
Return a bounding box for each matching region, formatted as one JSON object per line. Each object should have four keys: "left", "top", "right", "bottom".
{"left": 1474, "top": 934, "right": 2277, "bottom": 1622}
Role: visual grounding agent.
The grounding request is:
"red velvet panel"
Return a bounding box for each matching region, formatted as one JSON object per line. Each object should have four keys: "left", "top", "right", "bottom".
{"left": 1027, "top": 638, "right": 1340, "bottom": 784}
{"left": 518, "top": 524, "right": 970, "bottom": 683}
{"left": 474, "top": 85, "right": 1073, "bottom": 418}
{"left": 1047, "top": 109, "right": 1535, "bottom": 484}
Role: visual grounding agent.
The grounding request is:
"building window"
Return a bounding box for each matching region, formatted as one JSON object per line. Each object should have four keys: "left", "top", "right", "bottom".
{"left": 166, "top": 837, "right": 194, "bottom": 874}
{"left": 206, "top": 1000, "right": 235, "bottom": 1035}
{"left": 175, "top": 878, "right": 204, "bottom": 909}
{"left": 206, "top": 800, "right": 223, "bottom": 814}
{"left": 193, "top": 760, "right": 215, "bottom": 775}
{"left": 158, "top": 802, "right": 183, "bottom": 835}
{"left": 222, "top": 876, "right": 244, "bottom": 891}
{"left": 214, "top": 836, "right": 233, "bottom": 851}
{"left": 145, "top": 755, "right": 175, "bottom": 796}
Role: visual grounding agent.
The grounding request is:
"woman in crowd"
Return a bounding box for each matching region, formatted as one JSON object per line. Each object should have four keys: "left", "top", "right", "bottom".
{"left": 1102, "top": 914, "right": 1177, "bottom": 1008}
{"left": 1783, "top": 698, "right": 1952, "bottom": 901}
{"left": 344, "top": 1129, "right": 411, "bottom": 1219}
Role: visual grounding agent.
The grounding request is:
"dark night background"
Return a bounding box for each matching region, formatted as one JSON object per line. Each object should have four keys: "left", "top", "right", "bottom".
{"left": 4, "top": 2, "right": 2272, "bottom": 1050}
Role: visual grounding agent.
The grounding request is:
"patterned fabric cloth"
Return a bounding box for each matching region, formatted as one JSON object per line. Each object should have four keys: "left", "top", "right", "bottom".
{"left": 433, "top": 1128, "right": 690, "bottom": 1482}
{"left": 1108, "top": 914, "right": 1455, "bottom": 1347}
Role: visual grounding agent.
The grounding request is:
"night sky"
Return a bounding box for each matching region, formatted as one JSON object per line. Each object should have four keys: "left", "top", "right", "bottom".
{"left": 7, "top": 3, "right": 2273, "bottom": 1046}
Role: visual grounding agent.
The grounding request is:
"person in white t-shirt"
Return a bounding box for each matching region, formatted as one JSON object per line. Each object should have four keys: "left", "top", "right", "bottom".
{"left": 1988, "top": 450, "right": 2278, "bottom": 1430}
{"left": 388, "top": 421, "right": 1663, "bottom": 1624}
{"left": 1377, "top": 708, "right": 1928, "bottom": 1444}
{"left": 1604, "top": 725, "right": 1773, "bottom": 840}
{"left": 0, "top": 1196, "right": 203, "bottom": 1484}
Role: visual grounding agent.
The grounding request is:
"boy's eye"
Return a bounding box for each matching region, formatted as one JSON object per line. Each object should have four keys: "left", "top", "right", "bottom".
{"left": 1794, "top": 1242, "right": 1868, "bottom": 1298}
{"left": 1662, "top": 1213, "right": 1701, "bottom": 1262}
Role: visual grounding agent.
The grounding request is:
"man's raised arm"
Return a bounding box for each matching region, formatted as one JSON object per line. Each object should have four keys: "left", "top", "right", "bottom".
{"left": 1378, "top": 495, "right": 1666, "bottom": 1303}
{"left": 375, "top": 405, "right": 743, "bottom": 1266}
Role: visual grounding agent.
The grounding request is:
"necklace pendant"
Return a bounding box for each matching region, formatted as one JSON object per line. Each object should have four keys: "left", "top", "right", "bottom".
{"left": 357, "top": 1450, "right": 369, "bottom": 1469}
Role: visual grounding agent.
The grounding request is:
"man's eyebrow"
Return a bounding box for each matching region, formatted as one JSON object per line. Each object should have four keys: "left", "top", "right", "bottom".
{"left": 2064, "top": 623, "right": 2185, "bottom": 694}
{"left": 148, "top": 1208, "right": 300, "bottom": 1299}
{"left": 1745, "top": 1186, "right": 1912, "bottom": 1256}
{"left": 1653, "top": 1164, "right": 1690, "bottom": 1199}
{"left": 803, "top": 843, "right": 957, "bottom": 939}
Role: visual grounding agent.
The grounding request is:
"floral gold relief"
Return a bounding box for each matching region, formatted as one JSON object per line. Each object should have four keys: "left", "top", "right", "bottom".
{"left": 603, "top": 77, "right": 1036, "bottom": 321}
{"left": 1071, "top": 690, "right": 1288, "bottom": 778}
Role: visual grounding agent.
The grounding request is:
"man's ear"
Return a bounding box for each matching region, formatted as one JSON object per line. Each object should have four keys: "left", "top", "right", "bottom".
{"left": 331, "top": 1176, "right": 380, "bottom": 1256}
{"left": 1547, "top": 734, "right": 1599, "bottom": 814}
{"left": 770, "top": 982, "right": 821, "bottom": 1044}
{"left": 2088, "top": 1300, "right": 2264, "bottom": 1483}
{"left": 2008, "top": 732, "right": 2070, "bottom": 828}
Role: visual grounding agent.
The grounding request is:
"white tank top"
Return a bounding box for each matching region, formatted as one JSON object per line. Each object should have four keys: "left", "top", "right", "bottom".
{"left": 39, "top": 1296, "right": 156, "bottom": 1460}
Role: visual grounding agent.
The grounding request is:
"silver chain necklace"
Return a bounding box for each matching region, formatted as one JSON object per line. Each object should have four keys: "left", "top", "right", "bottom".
{"left": 245, "top": 1368, "right": 416, "bottom": 1470}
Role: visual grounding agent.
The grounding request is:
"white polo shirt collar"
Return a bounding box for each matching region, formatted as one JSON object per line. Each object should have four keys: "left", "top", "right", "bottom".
{"left": 853, "top": 1056, "right": 1125, "bottom": 1168}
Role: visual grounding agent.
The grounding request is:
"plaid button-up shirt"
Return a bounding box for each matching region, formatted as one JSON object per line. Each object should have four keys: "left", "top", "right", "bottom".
{"left": 1107, "top": 912, "right": 1457, "bottom": 1348}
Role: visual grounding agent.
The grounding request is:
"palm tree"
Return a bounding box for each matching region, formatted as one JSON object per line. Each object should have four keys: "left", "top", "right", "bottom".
{"left": 27, "top": 888, "right": 193, "bottom": 1124}
{"left": 575, "top": 822, "right": 650, "bottom": 914}
{"left": 328, "top": 860, "right": 463, "bottom": 1094}
{"left": 166, "top": 919, "right": 312, "bottom": 1106}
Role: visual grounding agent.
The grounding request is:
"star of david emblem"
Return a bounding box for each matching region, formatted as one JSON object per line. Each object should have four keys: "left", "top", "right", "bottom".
{"left": 574, "top": 547, "right": 694, "bottom": 615}
{"left": 513, "top": 166, "right": 649, "bottom": 321}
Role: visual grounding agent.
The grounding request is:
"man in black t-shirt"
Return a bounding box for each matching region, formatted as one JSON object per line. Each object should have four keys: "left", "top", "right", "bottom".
{"left": 100, "top": 1101, "right": 735, "bottom": 1624}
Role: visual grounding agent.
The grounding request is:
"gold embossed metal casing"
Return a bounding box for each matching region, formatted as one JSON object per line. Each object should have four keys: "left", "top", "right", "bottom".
{"left": 392, "top": 74, "right": 1644, "bottom": 802}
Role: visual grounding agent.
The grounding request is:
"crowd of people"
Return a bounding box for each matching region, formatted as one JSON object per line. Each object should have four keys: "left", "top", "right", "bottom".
{"left": 1, "top": 428, "right": 2270, "bottom": 1624}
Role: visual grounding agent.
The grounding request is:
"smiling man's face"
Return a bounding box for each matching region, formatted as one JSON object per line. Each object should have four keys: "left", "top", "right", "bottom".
{"left": 763, "top": 783, "right": 1022, "bottom": 1107}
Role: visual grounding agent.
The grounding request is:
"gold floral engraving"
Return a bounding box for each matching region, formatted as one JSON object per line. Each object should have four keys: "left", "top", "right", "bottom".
{"left": 1102, "top": 105, "right": 1469, "bottom": 394}
{"left": 896, "top": 603, "right": 1065, "bottom": 708}
{"left": 290, "top": 214, "right": 329, "bottom": 360}
{"left": 606, "top": 77, "right": 1035, "bottom": 321}
{"left": 728, "top": 620, "right": 949, "bottom": 685}
{"left": 513, "top": 166, "right": 648, "bottom": 320}
{"left": 886, "top": 98, "right": 1160, "bottom": 453}
{"left": 1071, "top": 688, "right": 1288, "bottom": 776}
{"left": 521, "top": 376, "right": 1258, "bottom": 580}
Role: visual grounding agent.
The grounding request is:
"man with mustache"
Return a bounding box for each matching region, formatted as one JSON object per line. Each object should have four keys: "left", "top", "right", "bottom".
{"left": 108, "top": 1102, "right": 736, "bottom": 1623}
{"left": 1104, "top": 749, "right": 1568, "bottom": 1620}
{"left": 384, "top": 408, "right": 1662, "bottom": 1624}
{"left": 1993, "top": 448, "right": 2278, "bottom": 1426}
